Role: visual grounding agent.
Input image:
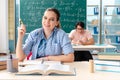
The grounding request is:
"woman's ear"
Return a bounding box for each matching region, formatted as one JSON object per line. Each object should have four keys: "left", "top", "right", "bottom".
{"left": 56, "top": 21, "right": 59, "bottom": 26}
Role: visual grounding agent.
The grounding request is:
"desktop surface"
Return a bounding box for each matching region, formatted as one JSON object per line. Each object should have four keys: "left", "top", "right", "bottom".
{"left": 72, "top": 44, "right": 116, "bottom": 51}
{"left": 0, "top": 62, "right": 120, "bottom": 80}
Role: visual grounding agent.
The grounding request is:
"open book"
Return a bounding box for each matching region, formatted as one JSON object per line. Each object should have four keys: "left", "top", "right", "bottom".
{"left": 17, "top": 64, "right": 75, "bottom": 75}
{"left": 18, "top": 60, "right": 61, "bottom": 66}
{"left": 17, "top": 60, "right": 75, "bottom": 75}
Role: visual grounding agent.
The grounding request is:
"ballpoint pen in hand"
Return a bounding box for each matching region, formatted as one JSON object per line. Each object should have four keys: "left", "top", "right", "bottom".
{"left": 18, "top": 19, "right": 26, "bottom": 33}
{"left": 19, "top": 18, "right": 24, "bottom": 25}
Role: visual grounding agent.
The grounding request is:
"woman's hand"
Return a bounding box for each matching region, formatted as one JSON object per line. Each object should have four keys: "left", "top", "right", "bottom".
{"left": 18, "top": 24, "right": 26, "bottom": 38}
{"left": 78, "top": 40, "right": 85, "bottom": 45}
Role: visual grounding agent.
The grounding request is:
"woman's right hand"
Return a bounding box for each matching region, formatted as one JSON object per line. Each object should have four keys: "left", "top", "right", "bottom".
{"left": 18, "top": 24, "right": 26, "bottom": 38}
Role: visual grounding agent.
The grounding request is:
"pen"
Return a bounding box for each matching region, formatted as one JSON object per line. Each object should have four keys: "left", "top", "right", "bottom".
{"left": 19, "top": 18, "right": 24, "bottom": 25}
{"left": 41, "top": 59, "right": 44, "bottom": 64}
{"left": 17, "top": 19, "right": 26, "bottom": 32}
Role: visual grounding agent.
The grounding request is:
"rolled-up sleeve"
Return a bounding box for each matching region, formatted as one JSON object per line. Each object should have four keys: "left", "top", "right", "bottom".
{"left": 23, "top": 33, "right": 34, "bottom": 56}
{"left": 60, "top": 32, "right": 74, "bottom": 55}
{"left": 69, "top": 30, "right": 74, "bottom": 39}
{"left": 23, "top": 29, "right": 40, "bottom": 56}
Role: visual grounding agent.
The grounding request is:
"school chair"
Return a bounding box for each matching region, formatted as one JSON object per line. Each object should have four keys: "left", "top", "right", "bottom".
{"left": 74, "top": 51, "right": 93, "bottom": 61}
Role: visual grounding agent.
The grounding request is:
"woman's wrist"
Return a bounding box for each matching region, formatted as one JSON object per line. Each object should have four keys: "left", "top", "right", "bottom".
{"left": 46, "top": 56, "right": 49, "bottom": 61}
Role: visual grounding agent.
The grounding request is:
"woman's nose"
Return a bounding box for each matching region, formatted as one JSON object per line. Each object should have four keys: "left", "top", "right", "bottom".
{"left": 45, "top": 19, "right": 50, "bottom": 24}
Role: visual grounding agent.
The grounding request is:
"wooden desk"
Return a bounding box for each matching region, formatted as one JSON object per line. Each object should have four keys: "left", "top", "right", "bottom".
{"left": 72, "top": 44, "right": 116, "bottom": 51}
{"left": 0, "top": 62, "right": 120, "bottom": 80}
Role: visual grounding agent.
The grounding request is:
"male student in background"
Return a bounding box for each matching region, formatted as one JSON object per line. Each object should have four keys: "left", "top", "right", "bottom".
{"left": 69, "top": 21, "right": 95, "bottom": 61}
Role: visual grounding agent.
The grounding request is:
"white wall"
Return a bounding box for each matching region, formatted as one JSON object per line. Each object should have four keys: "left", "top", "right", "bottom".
{"left": 0, "top": 0, "right": 9, "bottom": 53}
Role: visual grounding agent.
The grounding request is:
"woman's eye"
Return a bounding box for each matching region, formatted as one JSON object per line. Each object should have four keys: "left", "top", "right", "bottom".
{"left": 50, "top": 18, "right": 55, "bottom": 21}
{"left": 44, "top": 17, "right": 47, "bottom": 19}
{"left": 43, "top": 16, "right": 55, "bottom": 21}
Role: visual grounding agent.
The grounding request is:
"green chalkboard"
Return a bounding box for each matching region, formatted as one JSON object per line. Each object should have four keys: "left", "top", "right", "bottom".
{"left": 20, "top": 0, "right": 86, "bottom": 33}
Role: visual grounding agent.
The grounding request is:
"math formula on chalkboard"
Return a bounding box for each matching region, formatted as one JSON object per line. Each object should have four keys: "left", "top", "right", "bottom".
{"left": 20, "top": 0, "right": 86, "bottom": 33}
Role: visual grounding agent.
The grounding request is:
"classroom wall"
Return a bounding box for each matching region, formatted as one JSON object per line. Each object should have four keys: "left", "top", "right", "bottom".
{"left": 8, "top": 0, "right": 15, "bottom": 53}
{"left": 8, "top": 0, "right": 15, "bottom": 40}
{"left": 0, "top": 0, "right": 9, "bottom": 53}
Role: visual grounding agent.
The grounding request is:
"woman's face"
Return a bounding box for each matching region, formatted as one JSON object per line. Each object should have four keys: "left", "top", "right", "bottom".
{"left": 76, "top": 25, "right": 84, "bottom": 33}
{"left": 42, "top": 10, "right": 58, "bottom": 32}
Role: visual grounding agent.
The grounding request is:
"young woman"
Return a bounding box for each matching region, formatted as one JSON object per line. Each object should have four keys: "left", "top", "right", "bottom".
{"left": 16, "top": 8, "right": 74, "bottom": 62}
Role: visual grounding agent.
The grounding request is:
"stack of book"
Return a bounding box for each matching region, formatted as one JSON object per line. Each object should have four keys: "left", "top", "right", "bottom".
{"left": 0, "top": 60, "right": 7, "bottom": 70}
{"left": 98, "top": 52, "right": 120, "bottom": 60}
{"left": 94, "top": 59, "right": 120, "bottom": 73}
{"left": 17, "top": 60, "right": 76, "bottom": 75}
{"left": 94, "top": 52, "right": 120, "bottom": 73}
{"left": 0, "top": 53, "right": 8, "bottom": 70}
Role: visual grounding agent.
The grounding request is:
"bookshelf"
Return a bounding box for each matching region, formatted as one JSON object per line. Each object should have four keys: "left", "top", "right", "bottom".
{"left": 103, "top": 5, "right": 120, "bottom": 50}
{"left": 103, "top": 5, "right": 120, "bottom": 34}
{"left": 87, "top": 5, "right": 100, "bottom": 35}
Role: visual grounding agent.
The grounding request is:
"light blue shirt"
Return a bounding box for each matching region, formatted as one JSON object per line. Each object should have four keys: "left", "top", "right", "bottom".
{"left": 23, "top": 27, "right": 74, "bottom": 60}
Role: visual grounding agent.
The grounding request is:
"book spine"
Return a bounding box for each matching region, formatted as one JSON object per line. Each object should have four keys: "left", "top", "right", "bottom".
{"left": 94, "top": 7, "right": 99, "bottom": 15}
{"left": 95, "top": 64, "right": 120, "bottom": 73}
{"left": 0, "top": 61, "right": 6, "bottom": 65}
{"left": 98, "top": 55, "right": 120, "bottom": 60}
{"left": 94, "top": 59, "right": 120, "bottom": 66}
{"left": 0, "top": 65, "right": 6, "bottom": 70}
